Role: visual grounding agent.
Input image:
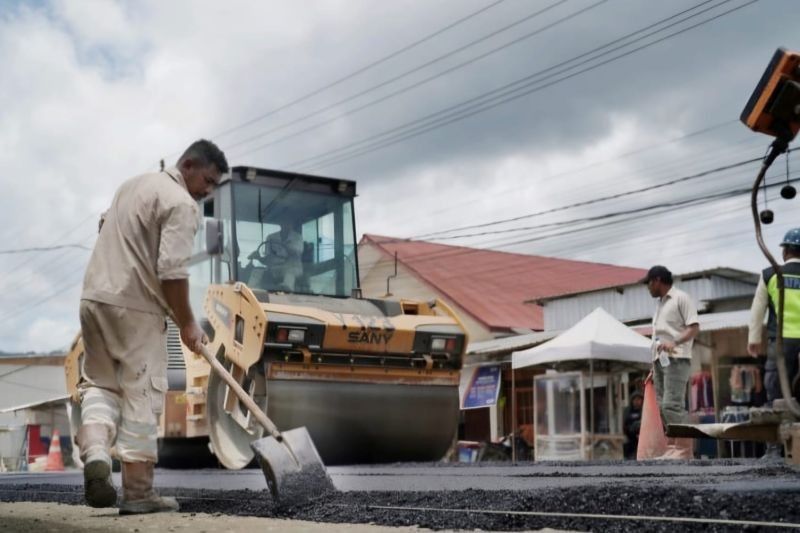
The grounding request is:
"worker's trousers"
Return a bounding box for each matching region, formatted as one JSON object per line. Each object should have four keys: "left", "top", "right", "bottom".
{"left": 78, "top": 300, "right": 168, "bottom": 462}
{"left": 653, "top": 358, "right": 691, "bottom": 427}
{"left": 765, "top": 338, "right": 800, "bottom": 404}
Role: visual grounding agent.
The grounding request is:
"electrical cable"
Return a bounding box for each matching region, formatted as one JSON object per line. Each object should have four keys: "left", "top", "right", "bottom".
{"left": 408, "top": 149, "right": 795, "bottom": 242}
{"left": 238, "top": 0, "right": 720, "bottom": 165}
{"left": 214, "top": 0, "right": 509, "bottom": 141}
{"left": 292, "top": 0, "right": 756, "bottom": 172}
{"left": 0, "top": 244, "right": 91, "bottom": 255}
{"left": 360, "top": 168, "right": 796, "bottom": 280}
{"left": 0, "top": 212, "right": 94, "bottom": 281}
{"left": 228, "top": 0, "right": 597, "bottom": 156}
{"left": 420, "top": 124, "right": 751, "bottom": 217}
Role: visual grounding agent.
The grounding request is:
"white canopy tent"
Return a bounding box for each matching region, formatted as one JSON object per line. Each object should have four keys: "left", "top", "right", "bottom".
{"left": 510, "top": 307, "right": 652, "bottom": 461}
{"left": 512, "top": 307, "right": 652, "bottom": 369}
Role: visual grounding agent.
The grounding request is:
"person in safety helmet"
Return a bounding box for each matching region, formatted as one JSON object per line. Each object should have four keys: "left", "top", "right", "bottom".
{"left": 747, "top": 228, "right": 800, "bottom": 461}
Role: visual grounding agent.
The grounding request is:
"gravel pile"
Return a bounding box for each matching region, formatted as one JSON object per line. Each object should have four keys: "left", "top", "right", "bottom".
{"left": 4, "top": 481, "right": 799, "bottom": 532}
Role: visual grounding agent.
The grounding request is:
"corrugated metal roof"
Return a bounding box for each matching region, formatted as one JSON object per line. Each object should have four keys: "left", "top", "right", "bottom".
{"left": 0, "top": 395, "right": 69, "bottom": 414}
{"left": 361, "top": 234, "right": 645, "bottom": 331}
{"left": 632, "top": 309, "right": 752, "bottom": 337}
{"left": 697, "top": 309, "right": 752, "bottom": 332}
{"left": 532, "top": 267, "right": 757, "bottom": 303}
{"left": 468, "top": 330, "right": 559, "bottom": 356}
{"left": 0, "top": 364, "right": 68, "bottom": 426}
{"left": 538, "top": 273, "right": 757, "bottom": 331}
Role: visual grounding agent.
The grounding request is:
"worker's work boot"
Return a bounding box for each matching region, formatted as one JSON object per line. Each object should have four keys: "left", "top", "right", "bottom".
{"left": 119, "top": 461, "right": 179, "bottom": 515}
{"left": 671, "top": 438, "right": 694, "bottom": 460}
{"left": 654, "top": 437, "right": 678, "bottom": 460}
{"left": 759, "top": 443, "right": 783, "bottom": 462}
{"left": 78, "top": 423, "right": 117, "bottom": 508}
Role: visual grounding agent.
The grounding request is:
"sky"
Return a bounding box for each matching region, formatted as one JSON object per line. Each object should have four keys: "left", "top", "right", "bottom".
{"left": 1, "top": 0, "right": 799, "bottom": 353}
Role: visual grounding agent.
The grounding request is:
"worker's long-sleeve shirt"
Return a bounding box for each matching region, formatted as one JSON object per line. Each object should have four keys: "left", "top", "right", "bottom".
{"left": 81, "top": 167, "right": 199, "bottom": 316}
{"left": 748, "top": 257, "right": 800, "bottom": 344}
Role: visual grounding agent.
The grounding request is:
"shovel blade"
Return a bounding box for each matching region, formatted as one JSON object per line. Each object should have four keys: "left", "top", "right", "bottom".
{"left": 250, "top": 426, "right": 334, "bottom": 503}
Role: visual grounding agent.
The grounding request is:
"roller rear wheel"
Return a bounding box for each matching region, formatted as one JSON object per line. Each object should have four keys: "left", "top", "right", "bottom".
{"left": 206, "top": 355, "right": 267, "bottom": 470}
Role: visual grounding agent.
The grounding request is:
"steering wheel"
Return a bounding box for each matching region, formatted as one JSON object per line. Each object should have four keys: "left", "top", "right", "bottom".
{"left": 250, "top": 239, "right": 288, "bottom": 266}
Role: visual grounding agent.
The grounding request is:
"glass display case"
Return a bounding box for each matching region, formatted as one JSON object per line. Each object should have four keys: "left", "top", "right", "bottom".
{"left": 534, "top": 370, "right": 627, "bottom": 461}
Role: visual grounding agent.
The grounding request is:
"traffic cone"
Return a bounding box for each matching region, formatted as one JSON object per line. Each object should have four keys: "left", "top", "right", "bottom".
{"left": 45, "top": 429, "right": 65, "bottom": 471}
{"left": 636, "top": 379, "right": 667, "bottom": 460}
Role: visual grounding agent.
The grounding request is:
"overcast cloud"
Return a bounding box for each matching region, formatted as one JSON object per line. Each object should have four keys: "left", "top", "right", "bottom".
{"left": 1, "top": 0, "right": 799, "bottom": 352}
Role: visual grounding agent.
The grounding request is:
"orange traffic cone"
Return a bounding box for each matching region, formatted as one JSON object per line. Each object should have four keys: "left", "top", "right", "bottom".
{"left": 45, "top": 429, "right": 65, "bottom": 471}
{"left": 636, "top": 378, "right": 667, "bottom": 460}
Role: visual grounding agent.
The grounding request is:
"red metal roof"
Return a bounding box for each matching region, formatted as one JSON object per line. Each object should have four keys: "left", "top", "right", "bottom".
{"left": 361, "top": 234, "right": 646, "bottom": 332}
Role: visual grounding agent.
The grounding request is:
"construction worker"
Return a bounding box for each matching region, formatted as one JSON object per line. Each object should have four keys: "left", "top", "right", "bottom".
{"left": 261, "top": 219, "right": 304, "bottom": 290}
{"left": 77, "top": 140, "right": 228, "bottom": 514}
{"left": 644, "top": 265, "right": 700, "bottom": 460}
{"left": 747, "top": 227, "right": 800, "bottom": 461}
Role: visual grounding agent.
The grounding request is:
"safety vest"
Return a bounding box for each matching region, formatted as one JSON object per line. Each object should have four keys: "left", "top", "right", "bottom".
{"left": 764, "top": 262, "right": 800, "bottom": 339}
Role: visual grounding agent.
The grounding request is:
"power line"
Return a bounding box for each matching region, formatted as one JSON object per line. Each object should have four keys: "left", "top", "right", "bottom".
{"left": 151, "top": 2, "right": 509, "bottom": 165}
{"left": 413, "top": 149, "right": 793, "bottom": 241}
{"left": 0, "top": 244, "right": 91, "bottom": 254}
{"left": 0, "top": 232, "right": 96, "bottom": 306}
{"left": 217, "top": 0, "right": 508, "bottom": 140}
{"left": 228, "top": 0, "right": 592, "bottom": 156}
{"left": 0, "top": 269, "right": 84, "bottom": 324}
{"left": 0, "top": 212, "right": 95, "bottom": 290}
{"left": 4, "top": 158, "right": 786, "bottom": 341}
{"left": 358, "top": 154, "right": 791, "bottom": 274}
{"left": 366, "top": 175, "right": 796, "bottom": 283}
{"left": 289, "top": 0, "right": 754, "bottom": 172}
{"left": 420, "top": 121, "right": 744, "bottom": 217}
{"left": 282, "top": 0, "right": 730, "bottom": 170}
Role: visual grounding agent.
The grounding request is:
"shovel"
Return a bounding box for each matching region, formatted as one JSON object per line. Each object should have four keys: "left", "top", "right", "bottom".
{"left": 198, "top": 344, "right": 334, "bottom": 503}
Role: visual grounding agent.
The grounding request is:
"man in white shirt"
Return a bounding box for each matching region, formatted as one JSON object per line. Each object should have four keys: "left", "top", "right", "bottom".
{"left": 644, "top": 265, "right": 700, "bottom": 460}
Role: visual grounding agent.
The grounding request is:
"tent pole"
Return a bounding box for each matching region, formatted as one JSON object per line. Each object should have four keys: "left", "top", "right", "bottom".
{"left": 589, "top": 358, "right": 594, "bottom": 461}
{"left": 511, "top": 366, "right": 517, "bottom": 464}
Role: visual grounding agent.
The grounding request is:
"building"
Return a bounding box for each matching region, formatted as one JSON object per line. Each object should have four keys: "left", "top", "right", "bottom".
{"left": 358, "top": 234, "right": 646, "bottom": 341}
{"left": 357, "top": 234, "right": 647, "bottom": 445}
{"left": 531, "top": 267, "right": 762, "bottom": 458}
{"left": 0, "top": 354, "right": 70, "bottom": 471}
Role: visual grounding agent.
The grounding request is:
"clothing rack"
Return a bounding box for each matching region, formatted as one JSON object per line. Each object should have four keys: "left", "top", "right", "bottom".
{"left": 711, "top": 356, "right": 767, "bottom": 459}
{"left": 727, "top": 365, "right": 762, "bottom": 404}
{"left": 689, "top": 371, "right": 714, "bottom": 413}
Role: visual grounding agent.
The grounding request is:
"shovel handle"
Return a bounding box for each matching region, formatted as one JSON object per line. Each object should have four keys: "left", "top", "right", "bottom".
{"left": 198, "top": 344, "right": 282, "bottom": 439}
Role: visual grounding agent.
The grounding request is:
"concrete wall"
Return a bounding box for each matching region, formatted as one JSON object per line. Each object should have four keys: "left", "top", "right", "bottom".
{"left": 358, "top": 243, "right": 494, "bottom": 342}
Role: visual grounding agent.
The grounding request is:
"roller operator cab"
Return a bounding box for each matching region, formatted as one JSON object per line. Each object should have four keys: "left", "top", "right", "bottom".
{"left": 64, "top": 166, "right": 468, "bottom": 468}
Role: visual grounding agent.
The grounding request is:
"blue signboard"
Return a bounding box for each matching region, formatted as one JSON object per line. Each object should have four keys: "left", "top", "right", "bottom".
{"left": 462, "top": 365, "right": 501, "bottom": 410}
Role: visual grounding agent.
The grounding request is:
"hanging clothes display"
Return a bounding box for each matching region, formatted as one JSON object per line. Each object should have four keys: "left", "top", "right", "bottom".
{"left": 729, "top": 365, "right": 762, "bottom": 404}
{"left": 689, "top": 372, "right": 714, "bottom": 413}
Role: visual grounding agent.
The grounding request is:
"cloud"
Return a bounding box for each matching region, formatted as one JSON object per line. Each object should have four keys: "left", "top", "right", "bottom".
{"left": 1, "top": 0, "right": 798, "bottom": 352}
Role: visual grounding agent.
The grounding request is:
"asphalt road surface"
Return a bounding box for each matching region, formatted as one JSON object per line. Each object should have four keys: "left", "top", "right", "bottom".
{"left": 2, "top": 459, "right": 800, "bottom": 531}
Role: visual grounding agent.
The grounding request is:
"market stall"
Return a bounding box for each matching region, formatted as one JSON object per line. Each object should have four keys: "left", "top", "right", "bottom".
{"left": 512, "top": 307, "right": 651, "bottom": 461}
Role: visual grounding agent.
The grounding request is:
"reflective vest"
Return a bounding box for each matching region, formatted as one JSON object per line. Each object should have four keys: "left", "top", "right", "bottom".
{"left": 764, "top": 262, "right": 800, "bottom": 339}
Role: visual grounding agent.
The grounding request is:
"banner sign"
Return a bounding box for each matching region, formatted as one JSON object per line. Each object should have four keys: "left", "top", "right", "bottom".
{"left": 462, "top": 365, "right": 501, "bottom": 409}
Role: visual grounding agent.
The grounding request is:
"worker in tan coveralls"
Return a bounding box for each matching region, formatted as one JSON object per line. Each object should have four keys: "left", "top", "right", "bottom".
{"left": 77, "top": 140, "right": 228, "bottom": 514}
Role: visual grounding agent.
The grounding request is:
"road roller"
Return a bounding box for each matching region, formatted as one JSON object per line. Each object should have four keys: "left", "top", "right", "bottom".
{"left": 65, "top": 165, "right": 467, "bottom": 468}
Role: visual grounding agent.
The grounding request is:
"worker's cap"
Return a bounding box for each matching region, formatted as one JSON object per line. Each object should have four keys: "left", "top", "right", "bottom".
{"left": 781, "top": 228, "right": 800, "bottom": 247}
{"left": 641, "top": 265, "right": 672, "bottom": 284}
